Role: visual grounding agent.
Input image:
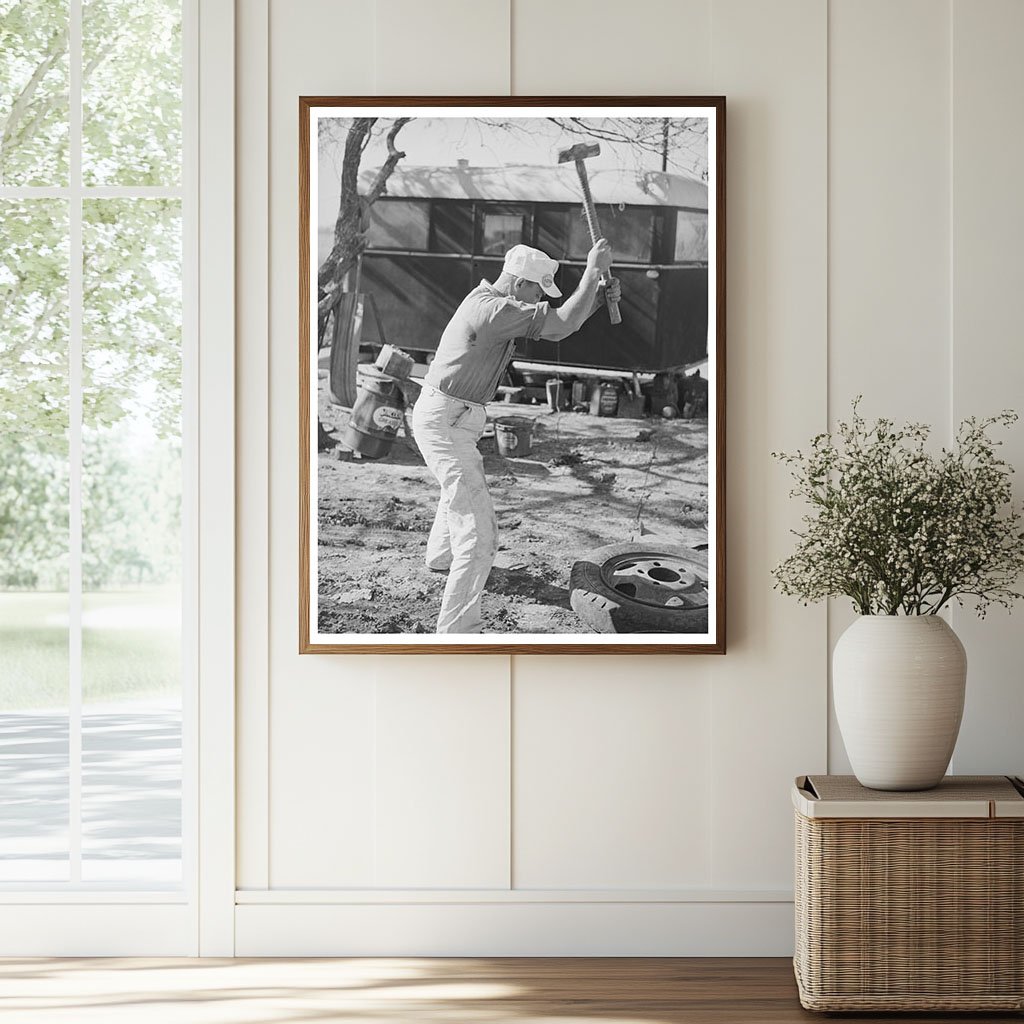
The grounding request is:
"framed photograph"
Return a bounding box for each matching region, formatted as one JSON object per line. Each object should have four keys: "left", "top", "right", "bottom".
{"left": 300, "top": 97, "right": 725, "bottom": 653}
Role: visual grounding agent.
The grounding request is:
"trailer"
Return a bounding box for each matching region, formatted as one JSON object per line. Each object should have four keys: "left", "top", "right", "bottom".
{"left": 322, "top": 162, "right": 709, "bottom": 405}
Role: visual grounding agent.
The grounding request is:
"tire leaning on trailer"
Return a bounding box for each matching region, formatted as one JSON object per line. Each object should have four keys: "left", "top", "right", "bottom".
{"left": 327, "top": 293, "right": 361, "bottom": 408}
{"left": 569, "top": 541, "right": 709, "bottom": 634}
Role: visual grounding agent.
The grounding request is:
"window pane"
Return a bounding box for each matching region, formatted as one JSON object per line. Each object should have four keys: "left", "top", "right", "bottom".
{"left": 367, "top": 199, "right": 429, "bottom": 251}
{"left": 430, "top": 201, "right": 473, "bottom": 255}
{"left": 0, "top": 0, "right": 70, "bottom": 185}
{"left": 535, "top": 208, "right": 570, "bottom": 261}
{"left": 81, "top": 615, "right": 181, "bottom": 883}
{"left": 0, "top": 199, "right": 70, "bottom": 880}
{"left": 82, "top": 0, "right": 181, "bottom": 186}
{"left": 481, "top": 212, "right": 524, "bottom": 256}
{"left": 81, "top": 198, "right": 181, "bottom": 883}
{"left": 675, "top": 209, "right": 708, "bottom": 263}
{"left": 569, "top": 206, "right": 654, "bottom": 263}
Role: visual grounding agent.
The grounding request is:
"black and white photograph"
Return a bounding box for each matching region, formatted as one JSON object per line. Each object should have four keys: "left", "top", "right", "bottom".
{"left": 300, "top": 99, "right": 725, "bottom": 652}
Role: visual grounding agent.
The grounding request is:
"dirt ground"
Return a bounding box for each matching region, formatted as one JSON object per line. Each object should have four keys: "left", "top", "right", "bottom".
{"left": 317, "top": 373, "right": 709, "bottom": 634}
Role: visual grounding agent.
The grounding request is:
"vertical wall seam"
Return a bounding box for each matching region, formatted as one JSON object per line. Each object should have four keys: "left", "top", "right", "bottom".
{"left": 372, "top": 1, "right": 378, "bottom": 92}
{"left": 508, "top": 651, "right": 515, "bottom": 888}
{"left": 508, "top": 656, "right": 515, "bottom": 889}
{"left": 712, "top": 0, "right": 716, "bottom": 887}
{"left": 371, "top": 672, "right": 379, "bottom": 887}
{"left": 946, "top": 0, "right": 954, "bottom": 440}
{"left": 948, "top": 0, "right": 955, "bottom": 445}
{"left": 709, "top": 0, "right": 714, "bottom": 92}
{"left": 707, "top": 659, "right": 715, "bottom": 887}
{"left": 946, "top": 0, "right": 957, "bottom": 772}
{"left": 824, "top": 0, "right": 832, "bottom": 772}
{"left": 508, "top": 0, "right": 514, "bottom": 95}
{"left": 708, "top": 0, "right": 716, "bottom": 887}
{"left": 262, "top": 0, "right": 272, "bottom": 889}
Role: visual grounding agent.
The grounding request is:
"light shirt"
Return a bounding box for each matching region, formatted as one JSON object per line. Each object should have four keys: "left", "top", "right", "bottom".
{"left": 424, "top": 280, "right": 549, "bottom": 405}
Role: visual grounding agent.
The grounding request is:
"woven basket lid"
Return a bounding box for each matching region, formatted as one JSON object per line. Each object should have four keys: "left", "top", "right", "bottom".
{"left": 793, "top": 774, "right": 1024, "bottom": 819}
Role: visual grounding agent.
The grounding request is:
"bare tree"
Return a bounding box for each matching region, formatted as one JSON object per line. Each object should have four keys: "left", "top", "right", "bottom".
{"left": 317, "top": 117, "right": 411, "bottom": 338}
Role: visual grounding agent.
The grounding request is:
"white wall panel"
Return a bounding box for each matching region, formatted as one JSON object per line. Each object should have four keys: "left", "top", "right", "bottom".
{"left": 513, "top": 659, "right": 712, "bottom": 889}
{"left": 509, "top": 0, "right": 825, "bottom": 899}
{"left": 265, "top": 0, "right": 378, "bottom": 889}
{"left": 707, "top": 0, "right": 828, "bottom": 889}
{"left": 949, "top": 0, "right": 1024, "bottom": 777}
{"left": 375, "top": 0, "right": 510, "bottom": 94}
{"left": 367, "top": 0, "right": 515, "bottom": 892}
{"left": 509, "top": 0, "right": 712, "bottom": 897}
{"left": 827, "top": 0, "right": 951, "bottom": 774}
{"left": 374, "top": 659, "right": 511, "bottom": 888}
{"left": 264, "top": 0, "right": 516, "bottom": 892}
{"left": 829, "top": 0, "right": 951, "bottom": 426}
{"left": 269, "top": 667, "right": 378, "bottom": 887}
{"left": 512, "top": 0, "right": 711, "bottom": 95}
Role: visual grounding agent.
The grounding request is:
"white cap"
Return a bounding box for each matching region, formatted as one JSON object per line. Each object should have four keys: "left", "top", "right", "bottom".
{"left": 502, "top": 244, "right": 562, "bottom": 298}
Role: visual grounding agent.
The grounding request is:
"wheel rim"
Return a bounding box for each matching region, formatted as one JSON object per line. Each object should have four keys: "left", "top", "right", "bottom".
{"left": 599, "top": 551, "right": 709, "bottom": 609}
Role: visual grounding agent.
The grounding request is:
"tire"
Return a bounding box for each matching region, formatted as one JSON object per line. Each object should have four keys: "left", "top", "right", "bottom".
{"left": 569, "top": 541, "right": 709, "bottom": 634}
{"left": 328, "top": 294, "right": 361, "bottom": 408}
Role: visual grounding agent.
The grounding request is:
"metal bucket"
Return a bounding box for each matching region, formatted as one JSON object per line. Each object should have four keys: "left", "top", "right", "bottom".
{"left": 590, "top": 382, "right": 620, "bottom": 417}
{"left": 570, "top": 379, "right": 590, "bottom": 407}
{"left": 494, "top": 417, "right": 534, "bottom": 457}
{"left": 342, "top": 366, "right": 405, "bottom": 458}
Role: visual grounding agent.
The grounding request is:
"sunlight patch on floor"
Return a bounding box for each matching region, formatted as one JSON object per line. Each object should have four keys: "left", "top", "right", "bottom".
{"left": 0, "top": 957, "right": 685, "bottom": 1024}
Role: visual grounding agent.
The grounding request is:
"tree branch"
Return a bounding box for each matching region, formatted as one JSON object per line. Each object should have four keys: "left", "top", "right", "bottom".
{"left": 1, "top": 29, "right": 122, "bottom": 181}
{"left": 0, "top": 26, "right": 68, "bottom": 178}
{"left": 365, "top": 117, "right": 410, "bottom": 202}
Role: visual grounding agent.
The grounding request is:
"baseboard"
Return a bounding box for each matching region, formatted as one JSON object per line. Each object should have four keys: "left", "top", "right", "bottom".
{"left": 0, "top": 904, "right": 196, "bottom": 956}
{"left": 235, "top": 898, "right": 795, "bottom": 956}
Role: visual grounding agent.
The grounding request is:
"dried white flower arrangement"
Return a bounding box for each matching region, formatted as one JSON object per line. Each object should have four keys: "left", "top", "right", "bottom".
{"left": 773, "top": 400, "right": 1024, "bottom": 616}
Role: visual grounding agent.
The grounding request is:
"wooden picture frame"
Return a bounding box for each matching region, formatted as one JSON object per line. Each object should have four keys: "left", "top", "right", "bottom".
{"left": 300, "top": 97, "right": 725, "bottom": 653}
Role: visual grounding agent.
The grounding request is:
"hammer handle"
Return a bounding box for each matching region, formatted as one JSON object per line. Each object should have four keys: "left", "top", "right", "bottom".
{"left": 574, "top": 159, "right": 622, "bottom": 326}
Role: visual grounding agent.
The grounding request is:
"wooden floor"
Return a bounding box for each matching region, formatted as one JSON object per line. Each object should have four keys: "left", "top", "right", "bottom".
{"left": 0, "top": 957, "right": 1019, "bottom": 1023}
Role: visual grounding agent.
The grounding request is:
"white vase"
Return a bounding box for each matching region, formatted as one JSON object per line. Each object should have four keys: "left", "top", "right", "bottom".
{"left": 833, "top": 615, "right": 967, "bottom": 791}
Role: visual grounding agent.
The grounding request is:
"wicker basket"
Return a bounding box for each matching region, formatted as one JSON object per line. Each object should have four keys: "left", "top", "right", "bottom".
{"left": 793, "top": 775, "right": 1024, "bottom": 1012}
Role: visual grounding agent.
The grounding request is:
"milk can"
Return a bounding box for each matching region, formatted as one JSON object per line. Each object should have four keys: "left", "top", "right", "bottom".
{"left": 342, "top": 367, "right": 405, "bottom": 458}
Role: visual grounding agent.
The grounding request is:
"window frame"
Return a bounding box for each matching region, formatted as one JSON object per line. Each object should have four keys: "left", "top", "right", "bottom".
{"left": 474, "top": 201, "right": 531, "bottom": 257}
{"left": 0, "top": 0, "right": 227, "bottom": 955}
{"left": 671, "top": 206, "right": 711, "bottom": 265}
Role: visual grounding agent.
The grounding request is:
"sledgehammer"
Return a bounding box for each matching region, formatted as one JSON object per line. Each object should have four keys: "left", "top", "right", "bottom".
{"left": 557, "top": 142, "right": 622, "bottom": 325}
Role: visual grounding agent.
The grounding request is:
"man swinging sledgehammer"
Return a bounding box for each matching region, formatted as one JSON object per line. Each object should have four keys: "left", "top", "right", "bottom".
{"left": 412, "top": 240, "right": 621, "bottom": 633}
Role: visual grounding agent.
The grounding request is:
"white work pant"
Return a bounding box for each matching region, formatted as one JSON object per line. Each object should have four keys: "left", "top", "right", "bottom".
{"left": 411, "top": 389, "right": 497, "bottom": 633}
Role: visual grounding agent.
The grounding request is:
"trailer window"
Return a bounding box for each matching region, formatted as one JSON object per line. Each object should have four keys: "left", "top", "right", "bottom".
{"left": 481, "top": 212, "right": 526, "bottom": 255}
{"left": 367, "top": 200, "right": 430, "bottom": 251}
{"left": 674, "top": 209, "right": 708, "bottom": 262}
{"left": 568, "top": 207, "right": 653, "bottom": 263}
{"left": 431, "top": 201, "right": 474, "bottom": 254}
{"left": 535, "top": 208, "right": 570, "bottom": 260}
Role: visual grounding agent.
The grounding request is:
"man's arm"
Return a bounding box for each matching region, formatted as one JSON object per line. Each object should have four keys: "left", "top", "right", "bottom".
{"left": 539, "top": 239, "right": 613, "bottom": 341}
